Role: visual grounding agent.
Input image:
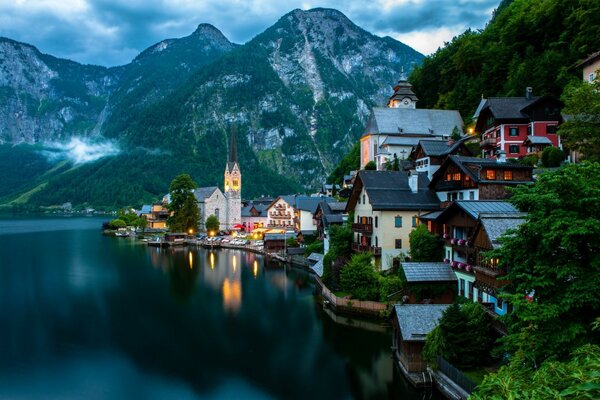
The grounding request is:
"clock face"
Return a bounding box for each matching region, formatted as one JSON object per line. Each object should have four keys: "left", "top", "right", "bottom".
{"left": 403, "top": 99, "right": 410, "bottom": 105}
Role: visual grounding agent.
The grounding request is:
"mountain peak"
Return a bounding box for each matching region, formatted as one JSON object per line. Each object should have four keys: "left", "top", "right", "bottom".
{"left": 193, "top": 23, "right": 223, "bottom": 36}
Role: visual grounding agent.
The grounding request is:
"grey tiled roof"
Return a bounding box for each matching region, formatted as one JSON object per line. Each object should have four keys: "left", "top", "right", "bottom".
{"left": 358, "top": 171, "right": 440, "bottom": 211}
{"left": 394, "top": 304, "right": 450, "bottom": 342}
{"left": 363, "top": 108, "right": 464, "bottom": 137}
{"left": 311, "top": 258, "right": 324, "bottom": 277}
{"left": 525, "top": 135, "right": 553, "bottom": 145}
{"left": 307, "top": 252, "right": 324, "bottom": 263}
{"left": 479, "top": 213, "right": 527, "bottom": 249}
{"left": 419, "top": 210, "right": 442, "bottom": 220}
{"left": 452, "top": 201, "right": 520, "bottom": 220}
{"left": 241, "top": 203, "right": 267, "bottom": 217}
{"left": 418, "top": 137, "right": 469, "bottom": 157}
{"left": 402, "top": 262, "right": 457, "bottom": 282}
{"left": 431, "top": 155, "right": 533, "bottom": 185}
{"left": 482, "top": 97, "right": 539, "bottom": 120}
{"left": 193, "top": 187, "right": 219, "bottom": 202}
{"left": 295, "top": 196, "right": 335, "bottom": 213}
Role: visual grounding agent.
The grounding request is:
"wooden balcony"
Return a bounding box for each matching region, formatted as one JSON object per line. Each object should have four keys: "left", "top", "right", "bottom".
{"left": 352, "top": 222, "right": 373, "bottom": 234}
{"left": 269, "top": 213, "right": 291, "bottom": 219}
{"left": 474, "top": 266, "right": 509, "bottom": 289}
{"left": 351, "top": 243, "right": 382, "bottom": 256}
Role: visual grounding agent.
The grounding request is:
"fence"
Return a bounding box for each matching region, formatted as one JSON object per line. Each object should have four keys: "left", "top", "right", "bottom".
{"left": 316, "top": 277, "right": 387, "bottom": 316}
{"left": 436, "top": 356, "right": 477, "bottom": 394}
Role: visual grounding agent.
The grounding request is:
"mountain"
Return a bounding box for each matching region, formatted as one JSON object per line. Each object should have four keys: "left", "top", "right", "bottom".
{"left": 0, "top": 8, "right": 424, "bottom": 209}
{"left": 409, "top": 0, "right": 600, "bottom": 120}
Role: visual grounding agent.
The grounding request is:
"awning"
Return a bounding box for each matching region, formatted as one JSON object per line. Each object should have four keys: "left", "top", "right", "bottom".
{"left": 233, "top": 224, "right": 245, "bottom": 229}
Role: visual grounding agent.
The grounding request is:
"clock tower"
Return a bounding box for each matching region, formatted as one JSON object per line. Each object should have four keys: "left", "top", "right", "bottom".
{"left": 224, "top": 128, "right": 242, "bottom": 230}
{"left": 387, "top": 67, "right": 418, "bottom": 109}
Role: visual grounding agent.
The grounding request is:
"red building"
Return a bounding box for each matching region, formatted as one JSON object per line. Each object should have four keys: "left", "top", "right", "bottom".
{"left": 475, "top": 88, "right": 563, "bottom": 159}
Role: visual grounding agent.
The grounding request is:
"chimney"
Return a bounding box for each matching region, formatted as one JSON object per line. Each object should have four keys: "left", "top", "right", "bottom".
{"left": 525, "top": 87, "right": 533, "bottom": 100}
{"left": 496, "top": 150, "right": 507, "bottom": 163}
{"left": 408, "top": 171, "right": 419, "bottom": 193}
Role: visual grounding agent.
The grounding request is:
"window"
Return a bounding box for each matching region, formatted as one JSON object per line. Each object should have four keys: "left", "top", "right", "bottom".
{"left": 467, "top": 281, "right": 473, "bottom": 299}
{"left": 362, "top": 194, "right": 365, "bottom": 204}
{"left": 495, "top": 130, "right": 500, "bottom": 138}
{"left": 395, "top": 239, "right": 402, "bottom": 249}
{"left": 509, "top": 127, "right": 519, "bottom": 137}
{"left": 395, "top": 216, "right": 402, "bottom": 228}
{"left": 590, "top": 72, "right": 596, "bottom": 83}
{"left": 504, "top": 170, "right": 513, "bottom": 180}
{"left": 527, "top": 125, "right": 532, "bottom": 135}
{"left": 446, "top": 193, "right": 451, "bottom": 201}
{"left": 232, "top": 179, "right": 238, "bottom": 186}
{"left": 215, "top": 208, "right": 220, "bottom": 219}
{"left": 546, "top": 125, "right": 557, "bottom": 134}
{"left": 509, "top": 144, "right": 520, "bottom": 154}
{"left": 375, "top": 236, "right": 378, "bottom": 247}
{"left": 446, "top": 173, "right": 452, "bottom": 181}
{"left": 412, "top": 216, "right": 418, "bottom": 227}
{"left": 486, "top": 170, "right": 496, "bottom": 180}
{"left": 469, "top": 191, "right": 475, "bottom": 200}
{"left": 452, "top": 172, "right": 461, "bottom": 181}
{"left": 458, "top": 192, "right": 464, "bottom": 200}
{"left": 374, "top": 216, "right": 378, "bottom": 228}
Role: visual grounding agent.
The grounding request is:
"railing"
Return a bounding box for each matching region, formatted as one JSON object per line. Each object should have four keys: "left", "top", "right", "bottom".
{"left": 316, "top": 277, "right": 387, "bottom": 315}
{"left": 351, "top": 222, "right": 373, "bottom": 234}
{"left": 480, "top": 137, "right": 498, "bottom": 148}
{"left": 436, "top": 180, "right": 464, "bottom": 191}
{"left": 351, "top": 243, "right": 382, "bottom": 255}
{"left": 474, "top": 266, "right": 509, "bottom": 288}
{"left": 269, "top": 213, "right": 291, "bottom": 219}
{"left": 436, "top": 356, "right": 477, "bottom": 394}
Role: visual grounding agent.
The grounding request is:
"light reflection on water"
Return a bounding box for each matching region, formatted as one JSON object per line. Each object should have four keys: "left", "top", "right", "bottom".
{"left": 0, "top": 217, "right": 438, "bottom": 399}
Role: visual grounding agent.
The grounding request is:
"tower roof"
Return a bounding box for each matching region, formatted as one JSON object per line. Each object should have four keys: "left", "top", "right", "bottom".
{"left": 227, "top": 127, "right": 238, "bottom": 171}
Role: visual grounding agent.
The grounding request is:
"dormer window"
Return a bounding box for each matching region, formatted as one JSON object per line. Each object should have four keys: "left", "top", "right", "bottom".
{"left": 504, "top": 171, "right": 513, "bottom": 180}
{"left": 486, "top": 170, "right": 496, "bottom": 180}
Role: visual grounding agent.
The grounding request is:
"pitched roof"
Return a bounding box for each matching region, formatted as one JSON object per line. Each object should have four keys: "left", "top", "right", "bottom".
{"left": 417, "top": 137, "right": 471, "bottom": 157}
{"left": 478, "top": 213, "right": 527, "bottom": 249}
{"left": 394, "top": 304, "right": 450, "bottom": 342}
{"left": 525, "top": 135, "right": 553, "bottom": 145}
{"left": 140, "top": 205, "right": 152, "bottom": 214}
{"left": 193, "top": 187, "right": 219, "bottom": 202}
{"left": 295, "top": 196, "right": 335, "bottom": 213}
{"left": 455, "top": 201, "right": 519, "bottom": 220}
{"left": 402, "top": 262, "right": 457, "bottom": 282}
{"left": 363, "top": 108, "right": 463, "bottom": 137}
{"left": 241, "top": 203, "right": 268, "bottom": 218}
{"left": 481, "top": 97, "right": 539, "bottom": 120}
{"left": 351, "top": 171, "right": 440, "bottom": 211}
{"left": 430, "top": 155, "right": 533, "bottom": 186}
{"left": 576, "top": 50, "right": 600, "bottom": 68}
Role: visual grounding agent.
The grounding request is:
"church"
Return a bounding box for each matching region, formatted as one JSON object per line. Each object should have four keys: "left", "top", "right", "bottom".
{"left": 360, "top": 71, "right": 464, "bottom": 170}
{"left": 194, "top": 130, "right": 242, "bottom": 231}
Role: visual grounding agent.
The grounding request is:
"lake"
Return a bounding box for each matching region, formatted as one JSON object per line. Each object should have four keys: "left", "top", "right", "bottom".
{"left": 0, "top": 216, "right": 440, "bottom": 399}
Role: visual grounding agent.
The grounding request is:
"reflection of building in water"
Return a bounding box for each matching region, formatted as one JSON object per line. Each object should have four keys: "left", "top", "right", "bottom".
{"left": 222, "top": 278, "right": 242, "bottom": 313}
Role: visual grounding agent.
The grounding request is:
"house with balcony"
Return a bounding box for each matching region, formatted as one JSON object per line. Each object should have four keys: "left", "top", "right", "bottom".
{"left": 411, "top": 138, "right": 473, "bottom": 179}
{"left": 475, "top": 88, "right": 563, "bottom": 159}
{"left": 140, "top": 203, "right": 170, "bottom": 229}
{"left": 293, "top": 196, "right": 335, "bottom": 235}
{"left": 429, "top": 153, "right": 534, "bottom": 204}
{"left": 346, "top": 170, "right": 440, "bottom": 270}
{"left": 241, "top": 202, "right": 268, "bottom": 232}
{"left": 314, "top": 201, "right": 347, "bottom": 253}
{"left": 266, "top": 196, "right": 296, "bottom": 229}
{"left": 471, "top": 212, "right": 526, "bottom": 316}
{"left": 401, "top": 262, "right": 457, "bottom": 304}
{"left": 427, "top": 200, "right": 524, "bottom": 315}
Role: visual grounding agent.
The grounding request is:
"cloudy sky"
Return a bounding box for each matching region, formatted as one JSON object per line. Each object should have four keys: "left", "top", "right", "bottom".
{"left": 0, "top": 0, "right": 499, "bottom": 67}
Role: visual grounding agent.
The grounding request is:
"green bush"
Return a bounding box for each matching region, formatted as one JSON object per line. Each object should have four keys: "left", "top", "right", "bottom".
{"left": 379, "top": 275, "right": 405, "bottom": 301}
{"left": 304, "top": 240, "right": 324, "bottom": 256}
{"left": 340, "top": 253, "right": 380, "bottom": 301}
{"left": 109, "top": 219, "right": 126, "bottom": 229}
{"left": 409, "top": 224, "right": 443, "bottom": 262}
{"left": 364, "top": 161, "right": 377, "bottom": 170}
{"left": 541, "top": 146, "right": 565, "bottom": 167}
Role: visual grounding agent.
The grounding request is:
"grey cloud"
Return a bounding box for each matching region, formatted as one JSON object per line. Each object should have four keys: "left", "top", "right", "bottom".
{"left": 0, "top": 0, "right": 499, "bottom": 66}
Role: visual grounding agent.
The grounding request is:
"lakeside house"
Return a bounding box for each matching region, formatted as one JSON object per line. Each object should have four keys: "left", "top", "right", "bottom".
{"left": 400, "top": 262, "right": 457, "bottom": 304}
{"left": 360, "top": 75, "right": 464, "bottom": 170}
{"left": 140, "top": 203, "right": 170, "bottom": 229}
{"left": 346, "top": 170, "right": 440, "bottom": 270}
{"left": 421, "top": 200, "right": 525, "bottom": 315}
{"left": 428, "top": 153, "right": 534, "bottom": 205}
{"left": 313, "top": 201, "right": 347, "bottom": 253}
{"left": 294, "top": 195, "right": 336, "bottom": 236}
{"left": 241, "top": 202, "right": 268, "bottom": 232}
{"left": 391, "top": 304, "right": 450, "bottom": 384}
{"left": 266, "top": 196, "right": 296, "bottom": 229}
{"left": 474, "top": 88, "right": 563, "bottom": 159}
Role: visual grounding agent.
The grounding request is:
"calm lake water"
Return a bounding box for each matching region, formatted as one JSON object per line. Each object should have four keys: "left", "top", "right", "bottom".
{"left": 0, "top": 216, "right": 440, "bottom": 399}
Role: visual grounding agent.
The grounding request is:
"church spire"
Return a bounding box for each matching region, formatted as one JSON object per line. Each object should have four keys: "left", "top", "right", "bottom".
{"left": 229, "top": 126, "right": 238, "bottom": 164}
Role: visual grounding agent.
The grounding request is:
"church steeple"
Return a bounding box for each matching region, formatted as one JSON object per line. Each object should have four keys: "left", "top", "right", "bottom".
{"left": 224, "top": 127, "right": 241, "bottom": 193}
{"left": 387, "top": 66, "right": 418, "bottom": 109}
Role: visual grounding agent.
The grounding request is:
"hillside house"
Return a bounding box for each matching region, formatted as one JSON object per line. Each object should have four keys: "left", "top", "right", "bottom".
{"left": 313, "top": 201, "right": 347, "bottom": 253}
{"left": 411, "top": 138, "right": 473, "bottom": 179}
{"left": 401, "top": 262, "right": 456, "bottom": 304}
{"left": 266, "top": 196, "right": 295, "bottom": 229}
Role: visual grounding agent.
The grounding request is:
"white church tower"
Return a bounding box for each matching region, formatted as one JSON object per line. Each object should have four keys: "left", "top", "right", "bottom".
{"left": 386, "top": 67, "right": 418, "bottom": 109}
{"left": 224, "top": 128, "right": 242, "bottom": 230}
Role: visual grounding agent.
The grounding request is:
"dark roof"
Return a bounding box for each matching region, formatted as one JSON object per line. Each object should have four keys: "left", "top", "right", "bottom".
{"left": 264, "top": 233, "right": 288, "bottom": 241}
{"left": 295, "top": 196, "right": 335, "bottom": 213}
{"left": 402, "top": 262, "right": 457, "bottom": 283}
{"left": 229, "top": 127, "right": 238, "bottom": 164}
{"left": 350, "top": 171, "right": 440, "bottom": 211}
{"left": 482, "top": 97, "right": 539, "bottom": 120}
{"left": 430, "top": 155, "right": 533, "bottom": 187}
{"left": 388, "top": 78, "right": 419, "bottom": 104}
{"left": 194, "top": 187, "right": 219, "bottom": 202}
{"left": 417, "top": 137, "right": 470, "bottom": 157}
{"left": 419, "top": 210, "right": 442, "bottom": 221}
{"left": 478, "top": 213, "right": 527, "bottom": 249}
{"left": 436, "top": 201, "right": 520, "bottom": 223}
{"left": 241, "top": 203, "right": 268, "bottom": 217}
{"left": 577, "top": 50, "right": 600, "bottom": 67}
{"left": 394, "top": 304, "right": 450, "bottom": 342}
{"left": 363, "top": 108, "right": 464, "bottom": 137}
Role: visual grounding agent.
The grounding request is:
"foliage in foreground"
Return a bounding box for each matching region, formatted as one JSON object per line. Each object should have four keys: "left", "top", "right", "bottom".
{"left": 409, "top": 224, "right": 443, "bottom": 262}
{"left": 471, "top": 344, "right": 600, "bottom": 400}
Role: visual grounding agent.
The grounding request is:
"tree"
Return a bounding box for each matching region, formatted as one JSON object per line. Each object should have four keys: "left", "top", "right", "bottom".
{"left": 392, "top": 154, "right": 400, "bottom": 171}
{"left": 540, "top": 146, "right": 565, "bottom": 167}
{"left": 167, "top": 174, "right": 199, "bottom": 232}
{"left": 364, "top": 161, "right": 377, "bottom": 170}
{"left": 339, "top": 252, "right": 380, "bottom": 300}
{"left": 409, "top": 224, "right": 443, "bottom": 262}
{"left": 560, "top": 78, "right": 600, "bottom": 162}
{"left": 491, "top": 162, "right": 600, "bottom": 366}
{"left": 109, "top": 219, "right": 126, "bottom": 229}
{"left": 205, "top": 214, "right": 219, "bottom": 234}
{"left": 451, "top": 126, "right": 462, "bottom": 141}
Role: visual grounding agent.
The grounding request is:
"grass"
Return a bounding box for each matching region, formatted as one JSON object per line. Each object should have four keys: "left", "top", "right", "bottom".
{"left": 464, "top": 368, "right": 493, "bottom": 385}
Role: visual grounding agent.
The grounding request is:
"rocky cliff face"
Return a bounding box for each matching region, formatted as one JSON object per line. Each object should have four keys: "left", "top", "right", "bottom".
{"left": 0, "top": 8, "right": 424, "bottom": 207}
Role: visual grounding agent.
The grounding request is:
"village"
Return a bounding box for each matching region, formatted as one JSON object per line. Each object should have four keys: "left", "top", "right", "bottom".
{"left": 104, "top": 51, "right": 600, "bottom": 399}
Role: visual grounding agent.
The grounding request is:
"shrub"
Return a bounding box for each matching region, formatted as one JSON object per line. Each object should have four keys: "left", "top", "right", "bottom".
{"left": 340, "top": 253, "right": 380, "bottom": 300}
{"left": 109, "top": 219, "right": 126, "bottom": 229}
{"left": 409, "top": 224, "right": 443, "bottom": 262}
{"left": 541, "top": 146, "right": 565, "bottom": 167}
{"left": 379, "top": 275, "right": 405, "bottom": 301}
